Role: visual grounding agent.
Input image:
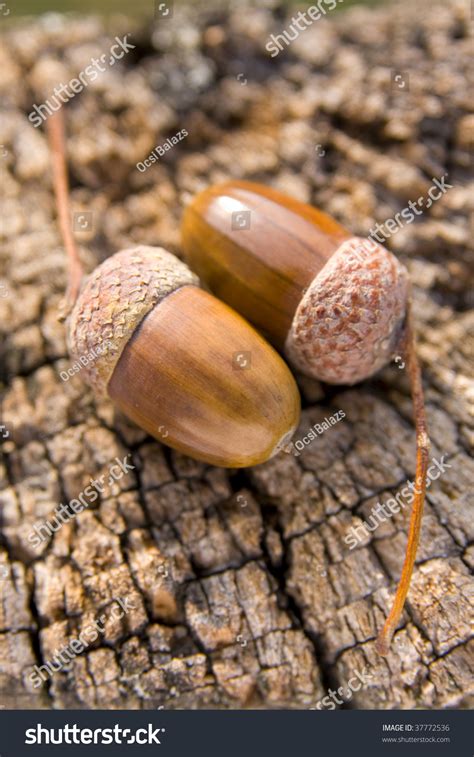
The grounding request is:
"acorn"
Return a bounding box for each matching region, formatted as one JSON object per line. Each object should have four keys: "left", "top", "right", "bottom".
{"left": 45, "top": 110, "right": 300, "bottom": 470}
{"left": 66, "top": 245, "right": 300, "bottom": 468}
{"left": 181, "top": 180, "right": 409, "bottom": 385}
{"left": 182, "top": 180, "right": 430, "bottom": 656}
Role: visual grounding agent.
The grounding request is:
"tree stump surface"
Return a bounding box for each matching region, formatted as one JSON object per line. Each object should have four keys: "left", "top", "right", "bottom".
{"left": 0, "top": 0, "right": 472, "bottom": 710}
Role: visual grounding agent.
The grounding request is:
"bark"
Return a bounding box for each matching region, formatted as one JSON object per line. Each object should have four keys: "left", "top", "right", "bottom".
{"left": 0, "top": 0, "right": 472, "bottom": 710}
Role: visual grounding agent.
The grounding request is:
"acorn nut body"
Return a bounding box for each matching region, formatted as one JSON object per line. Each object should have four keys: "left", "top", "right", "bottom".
{"left": 182, "top": 181, "right": 409, "bottom": 385}
{"left": 67, "top": 246, "right": 300, "bottom": 468}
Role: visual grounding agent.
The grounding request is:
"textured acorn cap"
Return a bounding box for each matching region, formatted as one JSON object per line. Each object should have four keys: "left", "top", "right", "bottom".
{"left": 67, "top": 246, "right": 199, "bottom": 396}
{"left": 285, "top": 237, "right": 409, "bottom": 384}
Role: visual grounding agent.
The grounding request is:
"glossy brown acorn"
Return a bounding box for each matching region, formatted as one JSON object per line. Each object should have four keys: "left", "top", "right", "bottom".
{"left": 67, "top": 245, "right": 300, "bottom": 468}
{"left": 182, "top": 181, "right": 409, "bottom": 385}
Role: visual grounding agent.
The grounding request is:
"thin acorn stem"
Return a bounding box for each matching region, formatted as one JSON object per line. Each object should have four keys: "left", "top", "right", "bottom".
{"left": 376, "top": 303, "right": 430, "bottom": 655}
{"left": 46, "top": 108, "right": 84, "bottom": 318}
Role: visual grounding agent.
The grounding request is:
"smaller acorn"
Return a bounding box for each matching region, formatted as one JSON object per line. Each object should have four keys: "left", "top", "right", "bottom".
{"left": 67, "top": 245, "right": 300, "bottom": 468}
{"left": 181, "top": 180, "right": 409, "bottom": 385}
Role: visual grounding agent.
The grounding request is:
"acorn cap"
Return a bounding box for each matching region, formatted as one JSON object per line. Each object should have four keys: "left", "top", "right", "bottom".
{"left": 285, "top": 237, "right": 409, "bottom": 384}
{"left": 67, "top": 246, "right": 199, "bottom": 396}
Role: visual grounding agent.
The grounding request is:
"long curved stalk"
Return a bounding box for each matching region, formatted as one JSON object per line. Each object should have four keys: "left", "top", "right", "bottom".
{"left": 376, "top": 304, "right": 430, "bottom": 655}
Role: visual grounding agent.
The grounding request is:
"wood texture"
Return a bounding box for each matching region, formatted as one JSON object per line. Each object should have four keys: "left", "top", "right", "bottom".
{"left": 182, "top": 181, "right": 349, "bottom": 347}
{"left": 108, "top": 285, "right": 300, "bottom": 467}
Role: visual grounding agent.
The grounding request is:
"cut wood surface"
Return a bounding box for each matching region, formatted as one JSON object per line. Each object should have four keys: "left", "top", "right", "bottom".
{"left": 0, "top": 0, "right": 472, "bottom": 709}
